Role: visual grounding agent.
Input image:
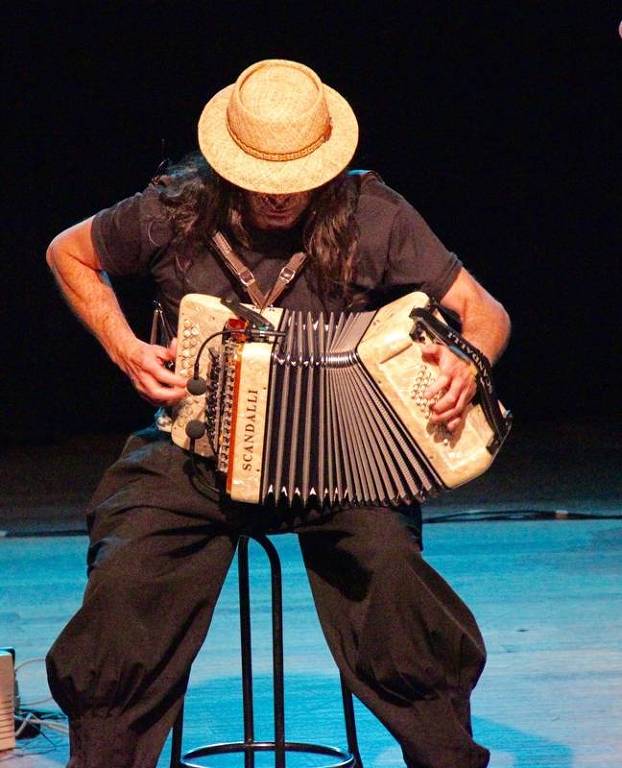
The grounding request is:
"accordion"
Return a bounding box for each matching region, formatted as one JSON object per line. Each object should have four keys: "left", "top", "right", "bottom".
{"left": 171, "top": 292, "right": 511, "bottom": 507}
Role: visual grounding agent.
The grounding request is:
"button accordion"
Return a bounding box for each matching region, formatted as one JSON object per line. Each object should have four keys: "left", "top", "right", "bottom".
{"left": 171, "top": 292, "right": 511, "bottom": 507}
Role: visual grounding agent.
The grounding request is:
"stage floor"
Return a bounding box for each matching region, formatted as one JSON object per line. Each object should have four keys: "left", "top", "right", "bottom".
{"left": 2, "top": 518, "right": 621, "bottom": 767}
{"left": 1, "top": 420, "right": 621, "bottom": 766}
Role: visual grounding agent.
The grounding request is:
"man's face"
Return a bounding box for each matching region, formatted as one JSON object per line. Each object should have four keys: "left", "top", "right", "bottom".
{"left": 243, "top": 190, "right": 313, "bottom": 230}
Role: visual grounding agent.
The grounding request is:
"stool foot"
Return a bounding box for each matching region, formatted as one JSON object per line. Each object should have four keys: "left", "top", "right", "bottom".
{"left": 176, "top": 739, "right": 356, "bottom": 767}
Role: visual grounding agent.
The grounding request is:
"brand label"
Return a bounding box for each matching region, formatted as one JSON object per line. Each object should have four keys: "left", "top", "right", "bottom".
{"left": 241, "top": 389, "right": 259, "bottom": 471}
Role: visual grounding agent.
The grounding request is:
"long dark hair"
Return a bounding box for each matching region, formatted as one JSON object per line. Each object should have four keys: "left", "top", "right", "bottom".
{"left": 155, "top": 153, "right": 361, "bottom": 303}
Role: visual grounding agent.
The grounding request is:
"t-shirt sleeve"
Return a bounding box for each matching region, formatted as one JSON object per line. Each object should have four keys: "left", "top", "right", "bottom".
{"left": 385, "top": 198, "right": 462, "bottom": 300}
{"left": 91, "top": 184, "right": 173, "bottom": 276}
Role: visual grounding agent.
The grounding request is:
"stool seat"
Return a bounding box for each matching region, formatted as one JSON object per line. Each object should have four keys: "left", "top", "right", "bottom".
{"left": 170, "top": 533, "right": 362, "bottom": 768}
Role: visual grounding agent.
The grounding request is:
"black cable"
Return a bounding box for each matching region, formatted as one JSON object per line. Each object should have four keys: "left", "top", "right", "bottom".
{"left": 192, "top": 330, "right": 229, "bottom": 381}
{"left": 426, "top": 509, "right": 622, "bottom": 523}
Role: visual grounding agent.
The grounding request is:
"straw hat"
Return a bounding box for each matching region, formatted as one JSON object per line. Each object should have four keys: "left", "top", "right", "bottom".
{"left": 198, "top": 59, "right": 359, "bottom": 194}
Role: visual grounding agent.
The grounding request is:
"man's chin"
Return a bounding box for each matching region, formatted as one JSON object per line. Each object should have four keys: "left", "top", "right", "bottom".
{"left": 253, "top": 214, "right": 300, "bottom": 230}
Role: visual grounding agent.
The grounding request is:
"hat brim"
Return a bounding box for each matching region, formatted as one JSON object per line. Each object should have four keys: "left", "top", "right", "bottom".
{"left": 198, "top": 83, "right": 358, "bottom": 194}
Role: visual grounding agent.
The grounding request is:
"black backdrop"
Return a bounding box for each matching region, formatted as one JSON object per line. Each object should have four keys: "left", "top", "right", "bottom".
{"left": 4, "top": 3, "right": 620, "bottom": 445}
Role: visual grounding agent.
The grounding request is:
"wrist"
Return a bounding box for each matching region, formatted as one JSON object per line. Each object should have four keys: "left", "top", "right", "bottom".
{"left": 105, "top": 329, "right": 142, "bottom": 371}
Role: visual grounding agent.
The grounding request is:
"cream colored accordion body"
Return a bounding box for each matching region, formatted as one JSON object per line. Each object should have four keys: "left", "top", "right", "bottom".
{"left": 171, "top": 292, "right": 511, "bottom": 507}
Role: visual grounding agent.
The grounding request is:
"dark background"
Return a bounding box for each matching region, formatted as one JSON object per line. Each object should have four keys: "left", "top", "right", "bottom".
{"left": 4, "top": 2, "right": 620, "bottom": 446}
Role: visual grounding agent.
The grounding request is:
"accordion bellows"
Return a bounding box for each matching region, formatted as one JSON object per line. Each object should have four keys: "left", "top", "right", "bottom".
{"left": 171, "top": 292, "right": 510, "bottom": 507}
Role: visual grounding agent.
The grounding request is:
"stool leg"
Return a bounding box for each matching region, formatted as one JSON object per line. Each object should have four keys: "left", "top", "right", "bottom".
{"left": 170, "top": 534, "right": 357, "bottom": 768}
{"left": 340, "top": 674, "right": 364, "bottom": 767}
{"left": 169, "top": 699, "right": 184, "bottom": 768}
{"left": 238, "top": 537, "right": 255, "bottom": 768}
{"left": 255, "top": 535, "right": 286, "bottom": 768}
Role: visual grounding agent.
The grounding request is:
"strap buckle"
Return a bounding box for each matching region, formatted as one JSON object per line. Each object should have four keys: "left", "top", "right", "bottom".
{"left": 278, "top": 265, "right": 297, "bottom": 284}
{"left": 238, "top": 268, "right": 256, "bottom": 287}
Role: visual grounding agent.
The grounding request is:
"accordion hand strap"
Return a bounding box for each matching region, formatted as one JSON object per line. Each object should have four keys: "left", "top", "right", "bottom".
{"left": 410, "top": 305, "right": 513, "bottom": 452}
{"left": 210, "top": 230, "right": 307, "bottom": 311}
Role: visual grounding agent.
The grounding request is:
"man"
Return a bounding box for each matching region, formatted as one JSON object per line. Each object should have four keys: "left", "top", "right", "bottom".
{"left": 46, "top": 59, "right": 510, "bottom": 768}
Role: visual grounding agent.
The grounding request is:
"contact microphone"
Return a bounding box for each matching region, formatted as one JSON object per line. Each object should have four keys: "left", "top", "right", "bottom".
{"left": 186, "top": 376, "right": 208, "bottom": 395}
{"left": 185, "top": 420, "right": 207, "bottom": 440}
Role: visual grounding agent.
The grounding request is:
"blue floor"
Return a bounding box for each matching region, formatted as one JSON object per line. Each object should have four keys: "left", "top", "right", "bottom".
{"left": 2, "top": 518, "right": 621, "bottom": 767}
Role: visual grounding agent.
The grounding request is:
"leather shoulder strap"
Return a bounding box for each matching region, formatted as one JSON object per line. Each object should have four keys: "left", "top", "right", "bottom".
{"left": 210, "top": 231, "right": 266, "bottom": 308}
{"left": 210, "top": 230, "right": 308, "bottom": 310}
{"left": 262, "top": 250, "right": 308, "bottom": 309}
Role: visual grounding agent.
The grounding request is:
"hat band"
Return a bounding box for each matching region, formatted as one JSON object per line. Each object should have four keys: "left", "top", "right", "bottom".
{"left": 226, "top": 117, "right": 333, "bottom": 162}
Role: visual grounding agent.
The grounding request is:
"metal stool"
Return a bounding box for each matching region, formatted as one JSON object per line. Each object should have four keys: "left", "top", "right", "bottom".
{"left": 170, "top": 533, "right": 363, "bottom": 767}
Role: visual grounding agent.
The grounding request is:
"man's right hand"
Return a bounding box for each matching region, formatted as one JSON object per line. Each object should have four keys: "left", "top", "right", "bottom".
{"left": 118, "top": 338, "right": 188, "bottom": 406}
{"left": 47, "top": 217, "right": 189, "bottom": 407}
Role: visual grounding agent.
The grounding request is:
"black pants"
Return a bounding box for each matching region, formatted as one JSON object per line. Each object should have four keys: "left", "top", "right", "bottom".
{"left": 46, "top": 428, "right": 490, "bottom": 768}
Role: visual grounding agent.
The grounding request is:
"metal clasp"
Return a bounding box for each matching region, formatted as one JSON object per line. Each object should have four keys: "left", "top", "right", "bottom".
{"left": 278, "top": 265, "right": 297, "bottom": 284}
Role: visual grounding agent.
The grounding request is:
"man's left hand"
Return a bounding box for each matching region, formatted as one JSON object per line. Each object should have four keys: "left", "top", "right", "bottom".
{"left": 421, "top": 344, "right": 477, "bottom": 432}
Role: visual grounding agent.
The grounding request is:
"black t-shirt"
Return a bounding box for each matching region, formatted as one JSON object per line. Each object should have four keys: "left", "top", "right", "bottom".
{"left": 90, "top": 174, "right": 459, "bottom": 529}
{"left": 91, "top": 173, "right": 462, "bottom": 329}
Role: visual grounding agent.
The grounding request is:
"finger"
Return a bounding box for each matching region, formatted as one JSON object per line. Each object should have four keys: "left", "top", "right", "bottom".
{"left": 446, "top": 416, "right": 464, "bottom": 433}
{"left": 430, "top": 380, "right": 476, "bottom": 424}
{"left": 424, "top": 372, "right": 451, "bottom": 400}
{"left": 132, "top": 365, "right": 186, "bottom": 397}
{"left": 430, "top": 392, "right": 466, "bottom": 424}
{"left": 168, "top": 337, "right": 178, "bottom": 358}
{"left": 135, "top": 377, "right": 187, "bottom": 406}
{"left": 431, "top": 375, "right": 463, "bottom": 415}
{"left": 150, "top": 363, "right": 188, "bottom": 389}
{"left": 142, "top": 352, "right": 187, "bottom": 387}
{"left": 160, "top": 387, "right": 188, "bottom": 407}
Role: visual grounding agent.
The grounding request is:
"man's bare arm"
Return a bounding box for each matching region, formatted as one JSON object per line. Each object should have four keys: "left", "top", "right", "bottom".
{"left": 423, "top": 267, "right": 511, "bottom": 431}
{"left": 440, "top": 266, "right": 511, "bottom": 363}
{"left": 46, "top": 218, "right": 187, "bottom": 405}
